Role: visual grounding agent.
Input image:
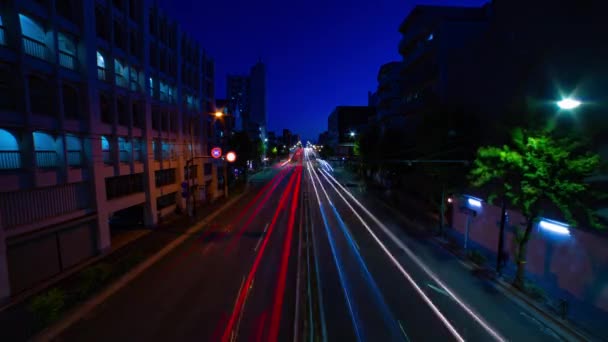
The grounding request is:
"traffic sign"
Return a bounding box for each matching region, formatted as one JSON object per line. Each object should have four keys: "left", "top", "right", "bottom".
{"left": 226, "top": 151, "right": 236, "bottom": 163}
{"left": 211, "top": 147, "right": 222, "bottom": 159}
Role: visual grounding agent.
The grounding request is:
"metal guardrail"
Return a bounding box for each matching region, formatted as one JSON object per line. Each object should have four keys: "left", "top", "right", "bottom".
{"left": 36, "top": 150, "right": 58, "bottom": 168}
{"left": 0, "top": 151, "right": 21, "bottom": 169}
{"left": 67, "top": 150, "right": 82, "bottom": 167}
{"left": 23, "top": 36, "right": 48, "bottom": 60}
{"left": 59, "top": 51, "right": 77, "bottom": 70}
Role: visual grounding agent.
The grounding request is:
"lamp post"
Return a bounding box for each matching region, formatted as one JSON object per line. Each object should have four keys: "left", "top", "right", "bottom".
{"left": 557, "top": 97, "right": 581, "bottom": 110}
{"left": 212, "top": 111, "right": 229, "bottom": 199}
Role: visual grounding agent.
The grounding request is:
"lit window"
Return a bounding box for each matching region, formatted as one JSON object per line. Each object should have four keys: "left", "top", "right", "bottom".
{"left": 96, "top": 51, "right": 105, "bottom": 68}
{"left": 427, "top": 33, "right": 434, "bottom": 41}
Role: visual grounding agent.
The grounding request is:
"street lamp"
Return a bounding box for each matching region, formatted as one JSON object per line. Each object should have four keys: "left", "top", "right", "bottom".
{"left": 214, "top": 111, "right": 224, "bottom": 118}
{"left": 349, "top": 131, "right": 356, "bottom": 138}
{"left": 557, "top": 97, "right": 581, "bottom": 110}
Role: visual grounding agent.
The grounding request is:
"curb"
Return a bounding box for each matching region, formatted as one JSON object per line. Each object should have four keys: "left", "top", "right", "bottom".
{"left": 32, "top": 190, "right": 248, "bottom": 342}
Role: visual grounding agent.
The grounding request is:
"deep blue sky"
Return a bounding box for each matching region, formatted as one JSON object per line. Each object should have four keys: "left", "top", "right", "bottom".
{"left": 160, "top": 0, "right": 487, "bottom": 141}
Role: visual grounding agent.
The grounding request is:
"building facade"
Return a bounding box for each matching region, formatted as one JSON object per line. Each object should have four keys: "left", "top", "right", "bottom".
{"left": 226, "top": 60, "right": 267, "bottom": 143}
{"left": 327, "top": 106, "right": 375, "bottom": 157}
{"left": 0, "top": 0, "right": 217, "bottom": 300}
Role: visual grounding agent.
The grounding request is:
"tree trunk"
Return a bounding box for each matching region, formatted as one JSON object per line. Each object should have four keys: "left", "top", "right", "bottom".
{"left": 513, "top": 217, "right": 535, "bottom": 289}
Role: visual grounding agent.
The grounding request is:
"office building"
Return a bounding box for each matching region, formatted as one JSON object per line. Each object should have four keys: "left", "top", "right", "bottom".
{"left": 328, "top": 106, "right": 375, "bottom": 157}
{"left": 0, "top": 0, "right": 217, "bottom": 300}
{"left": 226, "top": 60, "right": 267, "bottom": 142}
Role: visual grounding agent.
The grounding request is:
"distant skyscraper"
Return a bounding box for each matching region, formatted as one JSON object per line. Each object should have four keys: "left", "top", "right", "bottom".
{"left": 249, "top": 60, "right": 268, "bottom": 130}
{"left": 226, "top": 60, "right": 268, "bottom": 142}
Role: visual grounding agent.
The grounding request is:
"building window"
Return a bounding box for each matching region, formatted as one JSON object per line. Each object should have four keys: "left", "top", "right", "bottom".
{"left": 132, "top": 101, "right": 143, "bottom": 128}
{"left": 113, "top": 20, "right": 125, "bottom": 50}
{"left": 156, "top": 192, "right": 176, "bottom": 210}
{"left": 101, "top": 135, "right": 112, "bottom": 164}
{"left": 28, "top": 75, "right": 54, "bottom": 116}
{"left": 185, "top": 164, "right": 198, "bottom": 180}
{"left": 66, "top": 134, "right": 83, "bottom": 167}
{"left": 19, "top": 14, "right": 48, "bottom": 60}
{"left": 56, "top": 0, "right": 76, "bottom": 23}
{"left": 97, "top": 51, "right": 106, "bottom": 80}
{"left": 114, "top": 58, "right": 128, "bottom": 87}
{"left": 155, "top": 168, "right": 176, "bottom": 187}
{"left": 0, "top": 15, "right": 7, "bottom": 46}
{"left": 118, "top": 137, "right": 131, "bottom": 163}
{"left": 58, "top": 32, "right": 77, "bottom": 70}
{"left": 117, "top": 96, "right": 128, "bottom": 126}
{"left": 112, "top": 0, "right": 124, "bottom": 11}
{"left": 204, "top": 163, "right": 212, "bottom": 176}
{"left": 129, "top": 0, "right": 138, "bottom": 22}
{"left": 99, "top": 92, "right": 112, "bottom": 123}
{"left": 33, "top": 131, "right": 58, "bottom": 168}
{"left": 151, "top": 107, "right": 159, "bottom": 130}
{"left": 0, "top": 128, "right": 21, "bottom": 169}
{"left": 95, "top": 5, "right": 109, "bottom": 41}
{"left": 105, "top": 173, "right": 144, "bottom": 200}
{"left": 62, "top": 83, "right": 80, "bottom": 119}
{"left": 0, "top": 64, "right": 17, "bottom": 111}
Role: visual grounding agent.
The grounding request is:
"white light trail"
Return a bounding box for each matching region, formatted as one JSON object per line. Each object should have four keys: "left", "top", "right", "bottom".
{"left": 320, "top": 169, "right": 506, "bottom": 342}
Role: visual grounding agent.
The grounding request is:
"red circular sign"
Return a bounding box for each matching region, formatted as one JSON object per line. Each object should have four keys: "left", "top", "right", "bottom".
{"left": 226, "top": 151, "right": 237, "bottom": 163}
{"left": 211, "top": 147, "right": 222, "bottom": 159}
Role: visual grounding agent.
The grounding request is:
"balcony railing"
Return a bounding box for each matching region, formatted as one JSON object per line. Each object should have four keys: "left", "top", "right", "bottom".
{"left": 36, "top": 150, "right": 58, "bottom": 168}
{"left": 130, "top": 80, "right": 141, "bottom": 92}
{"left": 97, "top": 67, "right": 106, "bottom": 81}
{"left": 23, "top": 36, "right": 48, "bottom": 60}
{"left": 59, "top": 51, "right": 77, "bottom": 70}
{"left": 133, "top": 149, "right": 143, "bottom": 162}
{"left": 0, "top": 27, "right": 6, "bottom": 46}
{"left": 119, "top": 150, "right": 130, "bottom": 163}
{"left": 115, "top": 74, "right": 128, "bottom": 88}
{"left": 67, "top": 150, "right": 82, "bottom": 167}
{"left": 0, "top": 151, "right": 21, "bottom": 169}
{"left": 159, "top": 92, "right": 169, "bottom": 102}
{"left": 102, "top": 150, "right": 112, "bottom": 164}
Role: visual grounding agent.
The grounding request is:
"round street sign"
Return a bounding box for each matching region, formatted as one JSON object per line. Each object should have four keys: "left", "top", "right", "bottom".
{"left": 211, "top": 147, "right": 222, "bottom": 159}
{"left": 226, "top": 151, "right": 237, "bottom": 163}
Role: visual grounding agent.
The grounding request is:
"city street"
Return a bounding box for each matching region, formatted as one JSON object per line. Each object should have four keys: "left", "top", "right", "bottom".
{"left": 302, "top": 147, "right": 562, "bottom": 341}
{"left": 55, "top": 157, "right": 304, "bottom": 342}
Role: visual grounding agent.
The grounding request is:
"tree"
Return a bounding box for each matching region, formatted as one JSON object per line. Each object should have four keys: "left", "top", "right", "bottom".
{"left": 469, "top": 128, "right": 603, "bottom": 288}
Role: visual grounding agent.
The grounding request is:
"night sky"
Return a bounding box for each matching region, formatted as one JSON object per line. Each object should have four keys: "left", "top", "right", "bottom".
{"left": 160, "top": 0, "right": 487, "bottom": 142}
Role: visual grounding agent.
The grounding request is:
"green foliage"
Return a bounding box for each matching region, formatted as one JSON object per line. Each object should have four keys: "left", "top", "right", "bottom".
{"left": 77, "top": 263, "right": 113, "bottom": 300}
{"left": 28, "top": 288, "right": 66, "bottom": 328}
{"left": 469, "top": 128, "right": 602, "bottom": 227}
{"left": 468, "top": 250, "right": 487, "bottom": 266}
{"left": 271, "top": 146, "right": 278, "bottom": 156}
{"left": 524, "top": 281, "right": 547, "bottom": 303}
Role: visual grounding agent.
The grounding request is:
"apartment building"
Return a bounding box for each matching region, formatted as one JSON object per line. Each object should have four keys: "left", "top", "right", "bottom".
{"left": 0, "top": 0, "right": 218, "bottom": 301}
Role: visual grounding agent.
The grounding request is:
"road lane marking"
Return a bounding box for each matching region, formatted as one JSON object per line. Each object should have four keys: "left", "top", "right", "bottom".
{"left": 398, "top": 320, "right": 411, "bottom": 342}
{"left": 320, "top": 169, "right": 506, "bottom": 342}
{"left": 307, "top": 162, "right": 352, "bottom": 342}
{"left": 427, "top": 283, "right": 450, "bottom": 297}
{"left": 318, "top": 169, "right": 465, "bottom": 342}
{"left": 254, "top": 223, "right": 270, "bottom": 252}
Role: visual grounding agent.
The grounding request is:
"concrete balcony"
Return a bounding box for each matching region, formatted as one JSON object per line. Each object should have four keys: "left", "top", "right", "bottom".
{"left": 67, "top": 150, "right": 82, "bottom": 167}
{"left": 0, "top": 151, "right": 21, "bottom": 169}
{"left": 0, "top": 182, "right": 90, "bottom": 231}
{"left": 97, "top": 67, "right": 106, "bottom": 81}
{"left": 22, "top": 36, "right": 49, "bottom": 61}
{"left": 35, "top": 150, "right": 59, "bottom": 168}
{"left": 59, "top": 51, "right": 77, "bottom": 70}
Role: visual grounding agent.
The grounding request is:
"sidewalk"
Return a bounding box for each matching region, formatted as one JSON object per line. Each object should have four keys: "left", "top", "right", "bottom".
{"left": 0, "top": 189, "right": 248, "bottom": 342}
{"left": 331, "top": 166, "right": 605, "bottom": 341}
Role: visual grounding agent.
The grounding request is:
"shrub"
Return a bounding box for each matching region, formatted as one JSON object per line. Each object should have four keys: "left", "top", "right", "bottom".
{"left": 468, "top": 250, "right": 487, "bottom": 266}
{"left": 76, "top": 263, "right": 113, "bottom": 300}
{"left": 525, "top": 282, "right": 546, "bottom": 303}
{"left": 28, "top": 288, "right": 66, "bottom": 328}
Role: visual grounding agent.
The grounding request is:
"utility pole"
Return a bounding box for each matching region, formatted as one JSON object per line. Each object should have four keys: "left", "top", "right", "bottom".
{"left": 496, "top": 196, "right": 508, "bottom": 274}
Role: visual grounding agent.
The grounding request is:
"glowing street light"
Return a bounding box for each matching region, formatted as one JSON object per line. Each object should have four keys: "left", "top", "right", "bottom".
{"left": 226, "top": 151, "right": 236, "bottom": 163}
{"left": 557, "top": 98, "right": 581, "bottom": 110}
{"left": 214, "top": 111, "right": 224, "bottom": 118}
{"left": 349, "top": 131, "right": 356, "bottom": 137}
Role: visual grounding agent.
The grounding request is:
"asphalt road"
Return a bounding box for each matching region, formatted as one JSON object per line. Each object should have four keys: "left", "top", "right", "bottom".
{"left": 56, "top": 159, "right": 304, "bottom": 342}
{"left": 303, "top": 147, "right": 562, "bottom": 342}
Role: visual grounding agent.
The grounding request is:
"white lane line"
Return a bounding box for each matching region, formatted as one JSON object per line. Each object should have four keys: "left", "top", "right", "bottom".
{"left": 398, "top": 320, "right": 411, "bottom": 342}
{"left": 234, "top": 276, "right": 254, "bottom": 342}
{"left": 254, "top": 223, "right": 270, "bottom": 252}
{"left": 427, "top": 283, "right": 450, "bottom": 298}
{"left": 321, "top": 169, "right": 506, "bottom": 342}
{"left": 317, "top": 169, "right": 465, "bottom": 342}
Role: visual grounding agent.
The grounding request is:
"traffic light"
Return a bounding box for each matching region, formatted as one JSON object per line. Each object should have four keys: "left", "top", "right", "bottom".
{"left": 181, "top": 181, "right": 189, "bottom": 198}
